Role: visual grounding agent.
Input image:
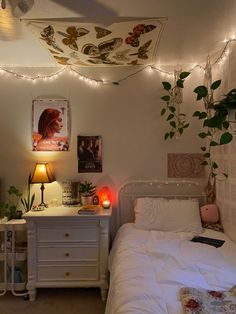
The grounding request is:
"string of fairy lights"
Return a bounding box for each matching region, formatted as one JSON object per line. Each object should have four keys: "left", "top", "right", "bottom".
{"left": 0, "top": 37, "right": 235, "bottom": 86}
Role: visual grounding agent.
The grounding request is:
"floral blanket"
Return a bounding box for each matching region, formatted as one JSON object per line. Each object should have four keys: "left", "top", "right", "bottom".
{"left": 180, "top": 286, "right": 236, "bottom": 313}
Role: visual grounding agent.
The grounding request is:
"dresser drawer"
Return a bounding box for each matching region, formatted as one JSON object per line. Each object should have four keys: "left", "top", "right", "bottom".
{"left": 38, "top": 265, "right": 99, "bottom": 281}
{"left": 38, "top": 246, "right": 98, "bottom": 262}
{"left": 37, "top": 224, "right": 98, "bottom": 243}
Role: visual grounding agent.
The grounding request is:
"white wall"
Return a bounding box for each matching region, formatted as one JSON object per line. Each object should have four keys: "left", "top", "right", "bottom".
{"left": 0, "top": 66, "right": 206, "bottom": 232}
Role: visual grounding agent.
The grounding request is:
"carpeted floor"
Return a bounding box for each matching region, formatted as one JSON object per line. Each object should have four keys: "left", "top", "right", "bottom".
{"left": 0, "top": 288, "right": 106, "bottom": 314}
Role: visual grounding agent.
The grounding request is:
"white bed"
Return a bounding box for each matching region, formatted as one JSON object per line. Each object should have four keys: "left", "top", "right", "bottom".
{"left": 105, "top": 181, "right": 236, "bottom": 314}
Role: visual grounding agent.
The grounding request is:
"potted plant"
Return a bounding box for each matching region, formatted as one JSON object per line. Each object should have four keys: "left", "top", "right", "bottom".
{"left": 79, "top": 181, "right": 96, "bottom": 205}
{"left": 21, "top": 173, "right": 35, "bottom": 212}
{"left": 0, "top": 186, "right": 23, "bottom": 220}
{"left": 160, "top": 71, "right": 190, "bottom": 140}
{"left": 193, "top": 80, "right": 234, "bottom": 202}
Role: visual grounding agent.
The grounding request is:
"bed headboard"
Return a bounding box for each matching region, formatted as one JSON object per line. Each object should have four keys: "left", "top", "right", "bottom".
{"left": 118, "top": 180, "right": 206, "bottom": 227}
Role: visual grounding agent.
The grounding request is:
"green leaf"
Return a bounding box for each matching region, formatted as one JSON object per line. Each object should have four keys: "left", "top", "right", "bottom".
{"left": 196, "top": 94, "right": 203, "bottom": 101}
{"left": 169, "top": 106, "right": 176, "bottom": 113}
{"left": 212, "top": 162, "right": 218, "bottom": 169}
{"left": 170, "top": 121, "right": 176, "bottom": 128}
{"left": 178, "top": 128, "right": 183, "bottom": 135}
{"left": 176, "top": 79, "right": 184, "bottom": 88}
{"left": 30, "top": 194, "right": 35, "bottom": 209}
{"left": 179, "top": 72, "right": 190, "bottom": 80}
{"left": 199, "top": 112, "right": 207, "bottom": 119}
{"left": 164, "top": 133, "right": 170, "bottom": 140}
{"left": 194, "top": 85, "right": 208, "bottom": 98}
{"left": 201, "top": 146, "right": 206, "bottom": 151}
{"left": 169, "top": 131, "right": 175, "bottom": 138}
{"left": 220, "top": 132, "right": 233, "bottom": 145}
{"left": 205, "top": 116, "right": 223, "bottom": 128}
{"left": 210, "top": 141, "right": 218, "bottom": 146}
{"left": 167, "top": 114, "right": 174, "bottom": 121}
{"left": 222, "top": 172, "right": 228, "bottom": 178}
{"left": 211, "top": 80, "right": 221, "bottom": 90}
{"left": 203, "top": 153, "right": 210, "bottom": 158}
{"left": 183, "top": 123, "right": 189, "bottom": 128}
{"left": 161, "top": 95, "right": 170, "bottom": 102}
{"left": 223, "top": 121, "right": 230, "bottom": 129}
{"left": 161, "top": 108, "right": 166, "bottom": 116}
{"left": 198, "top": 132, "right": 207, "bottom": 138}
{"left": 201, "top": 161, "right": 208, "bottom": 166}
{"left": 162, "top": 81, "right": 172, "bottom": 91}
{"left": 193, "top": 111, "right": 201, "bottom": 117}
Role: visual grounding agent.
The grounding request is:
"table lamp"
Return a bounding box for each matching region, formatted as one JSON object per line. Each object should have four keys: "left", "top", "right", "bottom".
{"left": 30, "top": 162, "right": 55, "bottom": 208}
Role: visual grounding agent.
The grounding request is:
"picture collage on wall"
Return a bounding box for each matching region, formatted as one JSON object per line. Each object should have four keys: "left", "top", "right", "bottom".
{"left": 77, "top": 135, "right": 102, "bottom": 173}
{"left": 32, "top": 99, "right": 103, "bottom": 173}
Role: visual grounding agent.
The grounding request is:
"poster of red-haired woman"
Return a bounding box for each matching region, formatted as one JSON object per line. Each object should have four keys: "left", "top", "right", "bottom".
{"left": 32, "top": 99, "right": 70, "bottom": 151}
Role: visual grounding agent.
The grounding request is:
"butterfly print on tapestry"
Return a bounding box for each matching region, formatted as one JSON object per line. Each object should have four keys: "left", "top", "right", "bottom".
{"left": 57, "top": 26, "right": 89, "bottom": 51}
{"left": 129, "top": 40, "right": 152, "bottom": 59}
{"left": 112, "top": 49, "right": 131, "bottom": 62}
{"left": 127, "top": 59, "right": 141, "bottom": 66}
{"left": 40, "top": 25, "right": 64, "bottom": 53}
{"left": 53, "top": 56, "right": 71, "bottom": 65}
{"left": 125, "top": 23, "right": 156, "bottom": 47}
{"left": 81, "top": 38, "right": 123, "bottom": 65}
{"left": 48, "top": 49, "right": 60, "bottom": 54}
{"left": 94, "top": 26, "right": 112, "bottom": 39}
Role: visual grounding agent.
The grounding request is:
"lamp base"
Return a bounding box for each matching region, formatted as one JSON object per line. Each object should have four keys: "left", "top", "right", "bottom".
{"left": 32, "top": 203, "right": 48, "bottom": 211}
{"left": 38, "top": 202, "right": 48, "bottom": 208}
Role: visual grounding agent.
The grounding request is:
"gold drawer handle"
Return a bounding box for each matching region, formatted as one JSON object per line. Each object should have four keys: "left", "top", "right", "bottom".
{"left": 65, "top": 272, "right": 70, "bottom": 276}
{"left": 65, "top": 233, "right": 69, "bottom": 237}
{"left": 65, "top": 252, "right": 69, "bottom": 257}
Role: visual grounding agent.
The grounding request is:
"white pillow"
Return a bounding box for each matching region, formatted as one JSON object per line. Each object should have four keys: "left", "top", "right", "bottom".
{"left": 134, "top": 197, "right": 202, "bottom": 233}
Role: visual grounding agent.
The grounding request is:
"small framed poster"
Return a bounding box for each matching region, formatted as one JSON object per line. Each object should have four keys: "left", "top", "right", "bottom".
{"left": 77, "top": 135, "right": 102, "bottom": 173}
{"left": 32, "top": 99, "right": 70, "bottom": 151}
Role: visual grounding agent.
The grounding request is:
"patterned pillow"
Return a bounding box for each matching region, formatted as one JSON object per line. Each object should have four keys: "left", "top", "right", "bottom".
{"left": 202, "top": 222, "right": 224, "bottom": 232}
{"left": 180, "top": 286, "right": 236, "bottom": 313}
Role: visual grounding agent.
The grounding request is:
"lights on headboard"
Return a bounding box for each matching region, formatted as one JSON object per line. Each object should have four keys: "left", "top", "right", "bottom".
{"left": 125, "top": 180, "right": 199, "bottom": 188}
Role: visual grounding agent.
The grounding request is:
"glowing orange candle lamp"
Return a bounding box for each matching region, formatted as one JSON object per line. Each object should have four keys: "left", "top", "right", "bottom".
{"left": 97, "top": 186, "right": 112, "bottom": 208}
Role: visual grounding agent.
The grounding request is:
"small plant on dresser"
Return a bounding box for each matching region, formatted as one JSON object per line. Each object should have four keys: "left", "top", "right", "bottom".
{"left": 79, "top": 181, "right": 96, "bottom": 205}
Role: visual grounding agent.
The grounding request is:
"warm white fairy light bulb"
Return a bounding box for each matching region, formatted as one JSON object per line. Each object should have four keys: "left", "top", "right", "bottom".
{"left": 146, "top": 66, "right": 154, "bottom": 74}
{"left": 0, "top": 33, "right": 234, "bottom": 85}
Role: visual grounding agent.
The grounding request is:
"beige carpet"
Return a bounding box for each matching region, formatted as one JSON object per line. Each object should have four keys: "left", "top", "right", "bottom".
{"left": 0, "top": 288, "right": 106, "bottom": 314}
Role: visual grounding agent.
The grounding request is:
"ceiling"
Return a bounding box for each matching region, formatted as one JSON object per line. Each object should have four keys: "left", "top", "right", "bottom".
{"left": 1, "top": 0, "right": 236, "bottom": 68}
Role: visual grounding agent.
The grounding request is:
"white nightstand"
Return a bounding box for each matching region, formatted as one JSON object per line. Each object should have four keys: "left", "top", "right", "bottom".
{"left": 23, "top": 206, "right": 111, "bottom": 301}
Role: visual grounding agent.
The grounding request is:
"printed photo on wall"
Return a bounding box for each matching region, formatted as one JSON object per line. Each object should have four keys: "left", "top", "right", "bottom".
{"left": 77, "top": 135, "right": 102, "bottom": 173}
{"left": 32, "top": 99, "right": 70, "bottom": 151}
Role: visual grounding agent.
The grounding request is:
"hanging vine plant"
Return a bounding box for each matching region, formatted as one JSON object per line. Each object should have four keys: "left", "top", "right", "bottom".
{"left": 193, "top": 80, "right": 235, "bottom": 201}
{"left": 160, "top": 71, "right": 190, "bottom": 140}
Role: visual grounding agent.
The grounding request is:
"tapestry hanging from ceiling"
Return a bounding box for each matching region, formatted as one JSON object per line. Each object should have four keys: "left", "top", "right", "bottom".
{"left": 27, "top": 19, "right": 165, "bottom": 66}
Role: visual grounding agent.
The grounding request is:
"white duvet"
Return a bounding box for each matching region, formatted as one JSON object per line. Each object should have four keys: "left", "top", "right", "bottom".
{"left": 105, "top": 223, "right": 236, "bottom": 314}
